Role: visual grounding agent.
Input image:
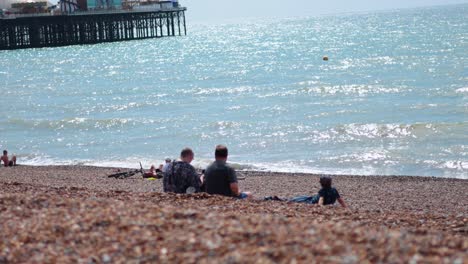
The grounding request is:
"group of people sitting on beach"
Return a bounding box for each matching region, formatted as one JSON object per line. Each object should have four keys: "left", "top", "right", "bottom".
{"left": 1, "top": 150, "right": 16, "bottom": 167}
{"left": 160, "top": 146, "right": 251, "bottom": 198}
{"left": 160, "top": 145, "right": 347, "bottom": 207}
{"left": 2, "top": 145, "right": 346, "bottom": 207}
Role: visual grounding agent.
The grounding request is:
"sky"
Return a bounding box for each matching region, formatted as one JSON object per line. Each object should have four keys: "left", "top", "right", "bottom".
{"left": 182, "top": 0, "right": 468, "bottom": 23}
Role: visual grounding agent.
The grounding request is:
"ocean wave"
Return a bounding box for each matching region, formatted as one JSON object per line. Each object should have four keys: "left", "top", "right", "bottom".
{"left": 297, "top": 123, "right": 423, "bottom": 143}
{"left": 294, "top": 122, "right": 468, "bottom": 144}
{"left": 15, "top": 153, "right": 85, "bottom": 166}
{"left": 455, "top": 87, "right": 468, "bottom": 93}
{"left": 302, "top": 84, "right": 403, "bottom": 96}
{"left": 434, "top": 160, "right": 467, "bottom": 171}
{"left": 334, "top": 123, "right": 414, "bottom": 139}
{"left": 4, "top": 117, "right": 157, "bottom": 131}
{"left": 327, "top": 56, "right": 399, "bottom": 71}
{"left": 323, "top": 151, "right": 389, "bottom": 163}
{"left": 14, "top": 154, "right": 468, "bottom": 179}
{"left": 17, "top": 154, "right": 163, "bottom": 169}
{"left": 259, "top": 84, "right": 404, "bottom": 98}
{"left": 16, "top": 155, "right": 242, "bottom": 172}
{"left": 409, "top": 103, "right": 440, "bottom": 110}
{"left": 211, "top": 121, "right": 244, "bottom": 130}
{"left": 333, "top": 122, "right": 468, "bottom": 140}
{"left": 200, "top": 121, "right": 466, "bottom": 144}
{"left": 13, "top": 154, "right": 320, "bottom": 174}
{"left": 178, "top": 86, "right": 255, "bottom": 96}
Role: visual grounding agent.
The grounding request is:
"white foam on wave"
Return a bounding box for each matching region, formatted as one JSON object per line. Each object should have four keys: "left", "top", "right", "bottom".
{"left": 18, "top": 155, "right": 85, "bottom": 166}
{"left": 4, "top": 117, "right": 156, "bottom": 131}
{"left": 180, "top": 86, "right": 254, "bottom": 96}
{"left": 331, "top": 123, "right": 417, "bottom": 140}
{"left": 440, "top": 160, "right": 467, "bottom": 170}
{"left": 323, "top": 150, "right": 389, "bottom": 163}
{"left": 18, "top": 155, "right": 166, "bottom": 169}
{"left": 15, "top": 154, "right": 468, "bottom": 180}
{"left": 17, "top": 153, "right": 220, "bottom": 171}
{"left": 298, "top": 84, "right": 402, "bottom": 96}
{"left": 455, "top": 87, "right": 468, "bottom": 93}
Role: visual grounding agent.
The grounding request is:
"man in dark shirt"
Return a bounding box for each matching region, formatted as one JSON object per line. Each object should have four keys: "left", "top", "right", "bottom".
{"left": 163, "top": 148, "right": 202, "bottom": 194}
{"left": 204, "top": 145, "right": 251, "bottom": 199}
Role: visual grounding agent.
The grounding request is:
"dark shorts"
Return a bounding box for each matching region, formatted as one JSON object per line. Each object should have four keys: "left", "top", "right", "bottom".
{"left": 7, "top": 161, "right": 14, "bottom": 167}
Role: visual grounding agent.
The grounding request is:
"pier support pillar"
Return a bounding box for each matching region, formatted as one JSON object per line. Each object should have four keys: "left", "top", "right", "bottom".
{"left": 29, "top": 23, "right": 40, "bottom": 47}
{"left": 8, "top": 26, "right": 16, "bottom": 49}
{"left": 166, "top": 13, "right": 170, "bottom": 36}
{"left": 183, "top": 11, "right": 187, "bottom": 35}
{"left": 171, "top": 12, "right": 175, "bottom": 36}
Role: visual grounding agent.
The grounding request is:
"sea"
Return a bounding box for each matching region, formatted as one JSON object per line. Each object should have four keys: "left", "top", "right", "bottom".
{"left": 0, "top": 4, "right": 467, "bottom": 179}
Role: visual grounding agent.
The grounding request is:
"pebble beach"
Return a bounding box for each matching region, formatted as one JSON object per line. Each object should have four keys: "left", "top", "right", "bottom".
{"left": 0, "top": 165, "right": 466, "bottom": 263}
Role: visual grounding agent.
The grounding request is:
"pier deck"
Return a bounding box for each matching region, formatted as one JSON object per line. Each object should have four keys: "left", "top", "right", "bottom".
{"left": 0, "top": 7, "right": 187, "bottom": 50}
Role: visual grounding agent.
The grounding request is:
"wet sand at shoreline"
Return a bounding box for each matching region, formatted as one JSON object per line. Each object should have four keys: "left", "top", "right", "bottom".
{"left": 0, "top": 165, "right": 467, "bottom": 262}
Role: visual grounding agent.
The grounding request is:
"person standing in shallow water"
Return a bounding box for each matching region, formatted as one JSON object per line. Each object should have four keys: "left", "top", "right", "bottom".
{"left": 1, "top": 150, "right": 16, "bottom": 167}
{"left": 163, "top": 148, "right": 202, "bottom": 194}
{"left": 204, "top": 145, "right": 252, "bottom": 199}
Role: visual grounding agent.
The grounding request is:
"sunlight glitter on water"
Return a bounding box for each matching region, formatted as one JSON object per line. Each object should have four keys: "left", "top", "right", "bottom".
{"left": 0, "top": 4, "right": 467, "bottom": 178}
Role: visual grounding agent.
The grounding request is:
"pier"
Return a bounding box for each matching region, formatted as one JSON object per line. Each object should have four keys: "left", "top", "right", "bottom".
{"left": 0, "top": 8, "right": 187, "bottom": 50}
